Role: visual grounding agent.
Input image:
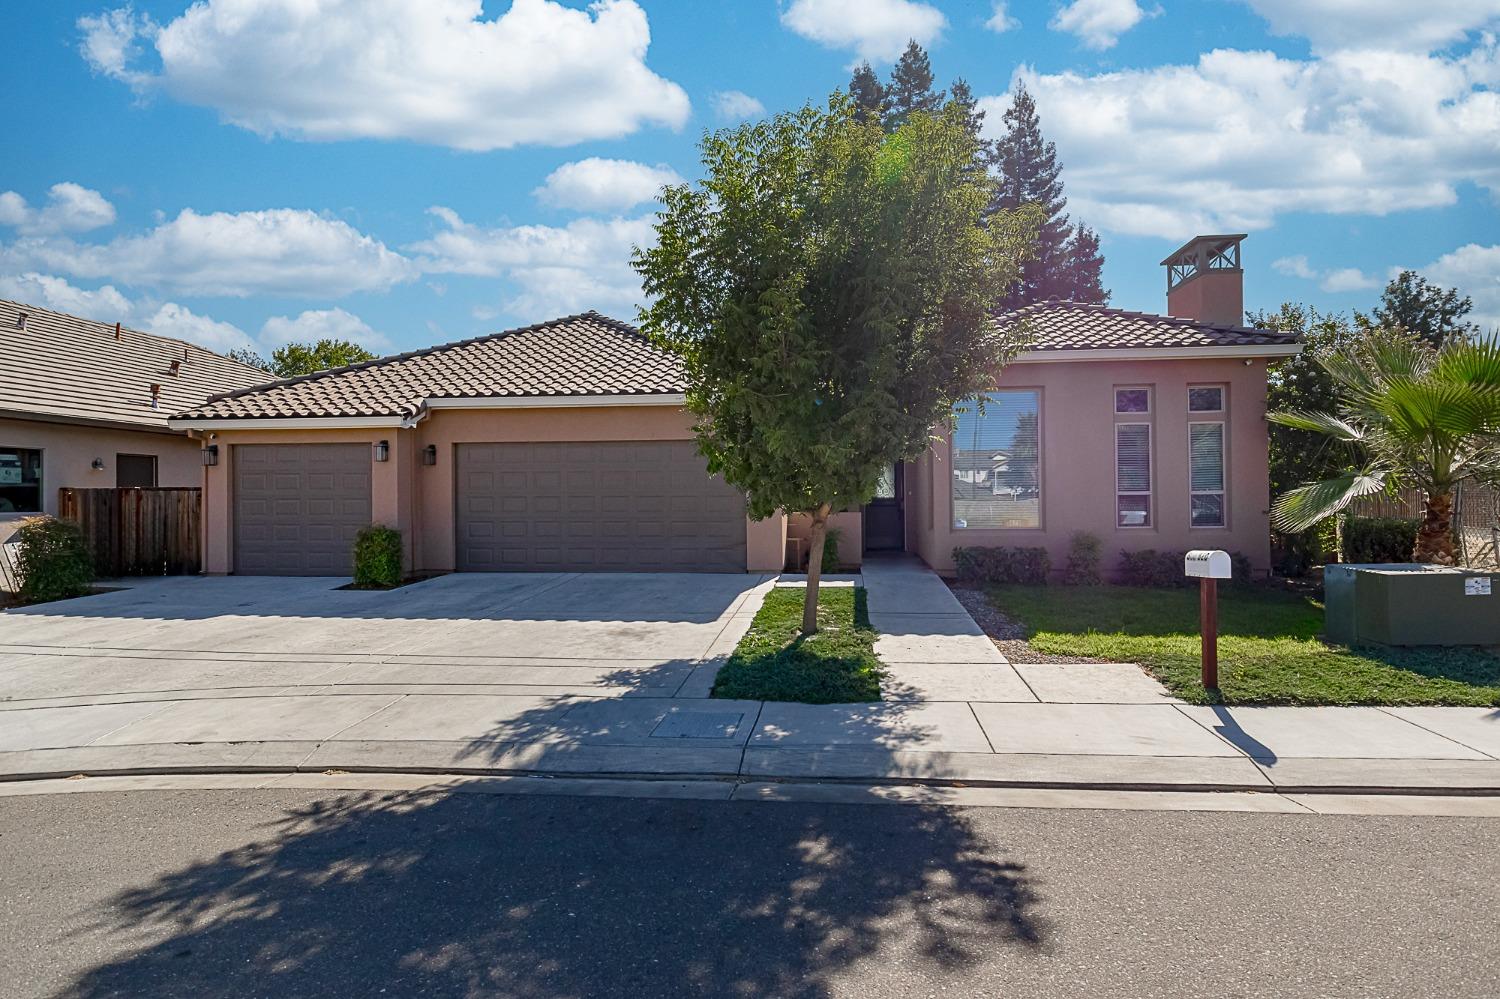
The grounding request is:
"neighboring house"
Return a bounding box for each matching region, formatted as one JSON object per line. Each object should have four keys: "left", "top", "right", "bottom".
{"left": 0, "top": 299, "right": 270, "bottom": 543}
{"left": 171, "top": 234, "right": 1300, "bottom": 578}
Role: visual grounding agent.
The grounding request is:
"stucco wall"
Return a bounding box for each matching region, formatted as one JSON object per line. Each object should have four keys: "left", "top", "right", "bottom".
{"left": 0, "top": 417, "right": 201, "bottom": 543}
{"left": 906, "top": 357, "right": 1274, "bottom": 578}
{"left": 199, "top": 406, "right": 786, "bottom": 574}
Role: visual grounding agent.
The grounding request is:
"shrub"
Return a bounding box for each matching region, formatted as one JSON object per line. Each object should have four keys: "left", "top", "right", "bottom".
{"left": 952, "top": 545, "right": 1051, "bottom": 585}
{"left": 1061, "top": 531, "right": 1103, "bottom": 586}
{"left": 821, "top": 527, "right": 843, "bottom": 572}
{"left": 1118, "top": 548, "right": 1256, "bottom": 588}
{"left": 1342, "top": 516, "right": 1419, "bottom": 563}
{"left": 12, "top": 516, "right": 93, "bottom": 604}
{"left": 352, "top": 525, "right": 403, "bottom": 587}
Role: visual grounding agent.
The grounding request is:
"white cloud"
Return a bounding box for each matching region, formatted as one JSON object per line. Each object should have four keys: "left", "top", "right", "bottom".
{"left": 3, "top": 207, "right": 414, "bottom": 297}
{"left": 1272, "top": 255, "right": 1317, "bottom": 280}
{"left": 985, "top": 3, "right": 1019, "bottom": 34}
{"left": 532, "top": 158, "right": 683, "bottom": 213}
{"left": 781, "top": 0, "right": 946, "bottom": 63}
{"left": 1050, "top": 0, "right": 1157, "bottom": 50}
{"left": 1319, "top": 267, "right": 1380, "bottom": 293}
{"left": 712, "top": 90, "right": 766, "bottom": 121}
{"left": 142, "top": 301, "right": 256, "bottom": 354}
{"left": 0, "top": 183, "right": 116, "bottom": 235}
{"left": 1240, "top": 1, "right": 1500, "bottom": 53}
{"left": 410, "top": 208, "right": 651, "bottom": 319}
{"left": 1421, "top": 243, "right": 1500, "bottom": 333}
{"left": 78, "top": 0, "right": 690, "bottom": 151}
{"left": 0, "top": 272, "right": 132, "bottom": 318}
{"left": 977, "top": 43, "right": 1500, "bottom": 239}
{"left": 259, "top": 307, "right": 393, "bottom": 353}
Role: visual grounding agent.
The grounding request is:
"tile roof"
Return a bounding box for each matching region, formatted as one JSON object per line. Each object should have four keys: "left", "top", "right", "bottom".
{"left": 1004, "top": 299, "right": 1301, "bottom": 353}
{"left": 172, "top": 302, "right": 1303, "bottom": 423}
{"left": 173, "top": 311, "right": 684, "bottom": 422}
{"left": 0, "top": 298, "right": 271, "bottom": 433}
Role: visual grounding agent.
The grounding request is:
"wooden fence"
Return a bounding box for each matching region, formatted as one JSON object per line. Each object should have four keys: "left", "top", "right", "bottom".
{"left": 58, "top": 487, "right": 201, "bottom": 577}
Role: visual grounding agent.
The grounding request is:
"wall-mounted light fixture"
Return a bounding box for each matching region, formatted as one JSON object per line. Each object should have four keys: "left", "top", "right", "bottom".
{"left": 202, "top": 444, "right": 219, "bottom": 466}
{"left": 422, "top": 444, "right": 437, "bottom": 466}
{"left": 373, "top": 439, "right": 390, "bottom": 463}
{"left": 91, "top": 458, "right": 106, "bottom": 471}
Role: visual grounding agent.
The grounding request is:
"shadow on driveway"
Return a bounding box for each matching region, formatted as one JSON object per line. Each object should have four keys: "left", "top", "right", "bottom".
{"left": 60, "top": 790, "right": 1046, "bottom": 998}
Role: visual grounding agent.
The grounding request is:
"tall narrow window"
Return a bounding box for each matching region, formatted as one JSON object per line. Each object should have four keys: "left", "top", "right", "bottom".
{"left": 1115, "top": 424, "right": 1152, "bottom": 527}
{"left": 952, "top": 390, "right": 1041, "bottom": 529}
{"left": 1189, "top": 422, "right": 1226, "bottom": 527}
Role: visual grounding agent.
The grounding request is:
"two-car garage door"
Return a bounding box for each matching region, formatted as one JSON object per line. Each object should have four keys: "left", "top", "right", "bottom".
{"left": 234, "top": 444, "right": 371, "bottom": 576}
{"left": 456, "top": 441, "right": 747, "bottom": 572}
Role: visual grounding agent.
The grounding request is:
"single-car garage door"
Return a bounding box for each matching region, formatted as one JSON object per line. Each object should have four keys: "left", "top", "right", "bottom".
{"left": 234, "top": 444, "right": 372, "bottom": 575}
{"left": 456, "top": 441, "right": 747, "bottom": 572}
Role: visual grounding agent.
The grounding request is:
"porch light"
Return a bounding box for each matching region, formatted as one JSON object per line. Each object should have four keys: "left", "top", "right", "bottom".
{"left": 373, "top": 440, "right": 390, "bottom": 463}
{"left": 422, "top": 444, "right": 437, "bottom": 466}
{"left": 201, "top": 444, "right": 219, "bottom": 466}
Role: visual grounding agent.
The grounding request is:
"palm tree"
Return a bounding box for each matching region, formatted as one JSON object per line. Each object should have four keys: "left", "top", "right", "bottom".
{"left": 1269, "top": 329, "right": 1500, "bottom": 564}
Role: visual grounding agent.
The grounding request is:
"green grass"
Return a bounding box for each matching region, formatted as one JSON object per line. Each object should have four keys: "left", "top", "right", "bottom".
{"left": 987, "top": 584, "right": 1500, "bottom": 707}
{"left": 712, "top": 586, "right": 885, "bottom": 704}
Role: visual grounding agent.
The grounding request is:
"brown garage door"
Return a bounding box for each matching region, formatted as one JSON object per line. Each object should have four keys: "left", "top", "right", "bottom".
{"left": 234, "top": 444, "right": 372, "bottom": 575}
{"left": 456, "top": 441, "right": 747, "bottom": 572}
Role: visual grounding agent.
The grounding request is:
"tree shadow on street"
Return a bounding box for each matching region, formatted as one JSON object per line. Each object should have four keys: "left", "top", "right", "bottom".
{"left": 60, "top": 787, "right": 1047, "bottom": 998}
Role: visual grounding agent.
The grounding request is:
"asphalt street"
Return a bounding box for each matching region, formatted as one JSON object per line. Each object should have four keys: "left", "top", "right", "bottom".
{"left": 1, "top": 787, "right": 1496, "bottom": 998}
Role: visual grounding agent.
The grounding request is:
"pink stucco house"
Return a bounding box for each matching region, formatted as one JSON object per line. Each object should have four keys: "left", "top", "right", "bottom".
{"left": 170, "top": 235, "right": 1300, "bottom": 578}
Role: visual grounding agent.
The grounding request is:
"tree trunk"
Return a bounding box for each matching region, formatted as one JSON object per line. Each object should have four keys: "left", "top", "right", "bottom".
{"left": 802, "top": 503, "right": 831, "bottom": 636}
{"left": 1414, "top": 490, "right": 1457, "bottom": 565}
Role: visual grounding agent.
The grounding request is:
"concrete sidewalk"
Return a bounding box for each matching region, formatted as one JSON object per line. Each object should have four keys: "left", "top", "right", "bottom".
{"left": 1, "top": 561, "right": 1497, "bottom": 794}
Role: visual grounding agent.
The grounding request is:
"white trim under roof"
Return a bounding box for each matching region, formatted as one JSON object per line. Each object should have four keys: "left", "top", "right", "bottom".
{"left": 1013, "top": 344, "right": 1300, "bottom": 363}
{"left": 167, "top": 415, "right": 415, "bottom": 431}
{"left": 424, "top": 393, "right": 687, "bottom": 410}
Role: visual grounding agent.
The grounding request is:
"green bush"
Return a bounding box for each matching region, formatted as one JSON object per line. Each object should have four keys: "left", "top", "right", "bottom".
{"left": 352, "top": 525, "right": 403, "bottom": 587}
{"left": 822, "top": 526, "right": 843, "bottom": 572}
{"left": 1061, "top": 531, "right": 1103, "bottom": 586}
{"left": 12, "top": 516, "right": 93, "bottom": 604}
{"left": 952, "top": 545, "right": 1051, "bottom": 585}
{"left": 1342, "top": 516, "right": 1419, "bottom": 563}
{"left": 1118, "top": 548, "right": 1254, "bottom": 588}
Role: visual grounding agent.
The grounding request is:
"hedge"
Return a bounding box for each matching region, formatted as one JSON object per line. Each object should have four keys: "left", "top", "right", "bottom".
{"left": 952, "top": 545, "right": 1051, "bottom": 585}
{"left": 1342, "top": 516, "right": 1419, "bottom": 563}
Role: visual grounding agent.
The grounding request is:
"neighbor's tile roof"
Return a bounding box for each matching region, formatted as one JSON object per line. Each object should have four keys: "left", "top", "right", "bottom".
{"left": 0, "top": 298, "right": 271, "bottom": 432}
{"left": 1004, "top": 299, "right": 1301, "bottom": 353}
{"left": 174, "top": 311, "right": 684, "bottom": 421}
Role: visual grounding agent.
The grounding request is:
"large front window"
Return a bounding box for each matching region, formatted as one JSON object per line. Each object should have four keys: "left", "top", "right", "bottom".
{"left": 952, "top": 390, "right": 1041, "bottom": 529}
{"left": 0, "top": 447, "right": 42, "bottom": 514}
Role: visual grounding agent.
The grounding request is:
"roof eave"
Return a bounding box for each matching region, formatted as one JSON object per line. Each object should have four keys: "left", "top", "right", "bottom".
{"left": 1013, "top": 343, "right": 1301, "bottom": 363}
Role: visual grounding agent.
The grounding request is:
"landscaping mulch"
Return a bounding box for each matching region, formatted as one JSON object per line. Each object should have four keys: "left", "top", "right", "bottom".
{"left": 948, "top": 584, "right": 1105, "bottom": 665}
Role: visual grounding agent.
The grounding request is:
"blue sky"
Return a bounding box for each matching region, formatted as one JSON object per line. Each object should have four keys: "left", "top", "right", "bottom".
{"left": 2, "top": 0, "right": 1497, "bottom": 357}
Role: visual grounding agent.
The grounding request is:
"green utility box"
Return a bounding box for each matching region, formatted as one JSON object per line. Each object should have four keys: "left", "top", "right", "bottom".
{"left": 1323, "top": 564, "right": 1500, "bottom": 646}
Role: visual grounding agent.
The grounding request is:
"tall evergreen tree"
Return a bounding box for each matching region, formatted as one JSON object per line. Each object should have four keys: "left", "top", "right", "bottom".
{"left": 848, "top": 61, "right": 886, "bottom": 124}
{"left": 990, "top": 83, "right": 1107, "bottom": 309}
{"left": 948, "top": 77, "right": 984, "bottom": 140}
{"left": 1370, "top": 270, "right": 1477, "bottom": 347}
{"left": 882, "top": 40, "right": 944, "bottom": 130}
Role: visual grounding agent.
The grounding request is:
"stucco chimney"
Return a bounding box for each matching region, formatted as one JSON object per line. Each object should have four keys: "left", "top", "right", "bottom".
{"left": 1161, "top": 234, "right": 1246, "bottom": 326}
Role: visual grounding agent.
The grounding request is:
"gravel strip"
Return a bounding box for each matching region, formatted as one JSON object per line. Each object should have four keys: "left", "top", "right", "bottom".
{"left": 948, "top": 583, "right": 1107, "bottom": 665}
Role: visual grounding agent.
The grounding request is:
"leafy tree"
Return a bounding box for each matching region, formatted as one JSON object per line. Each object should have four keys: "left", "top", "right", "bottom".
{"left": 848, "top": 62, "right": 886, "bottom": 124}
{"left": 1370, "top": 270, "right": 1477, "bottom": 347}
{"left": 1269, "top": 330, "right": 1500, "bottom": 565}
{"left": 225, "top": 339, "right": 377, "bottom": 377}
{"left": 882, "top": 40, "right": 944, "bottom": 130}
{"left": 635, "top": 95, "right": 1041, "bottom": 633}
{"left": 989, "top": 83, "right": 1108, "bottom": 309}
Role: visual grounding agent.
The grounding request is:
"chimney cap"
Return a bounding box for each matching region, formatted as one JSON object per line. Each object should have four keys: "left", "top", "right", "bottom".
{"left": 1160, "top": 234, "right": 1247, "bottom": 267}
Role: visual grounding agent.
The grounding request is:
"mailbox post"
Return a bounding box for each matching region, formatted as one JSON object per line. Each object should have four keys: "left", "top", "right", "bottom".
{"left": 1185, "top": 550, "right": 1232, "bottom": 690}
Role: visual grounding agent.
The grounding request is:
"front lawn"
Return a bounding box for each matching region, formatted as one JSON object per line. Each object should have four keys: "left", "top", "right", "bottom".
{"left": 712, "top": 586, "right": 885, "bottom": 704}
{"left": 986, "top": 584, "right": 1500, "bottom": 706}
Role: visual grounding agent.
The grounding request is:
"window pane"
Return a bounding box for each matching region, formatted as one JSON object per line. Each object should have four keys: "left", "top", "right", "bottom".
{"left": 1191, "top": 494, "right": 1225, "bottom": 527}
{"left": 1189, "top": 423, "right": 1225, "bottom": 492}
{"left": 1189, "top": 386, "right": 1224, "bottom": 412}
{"left": 1115, "top": 388, "right": 1150, "bottom": 413}
{"left": 0, "top": 447, "right": 42, "bottom": 514}
{"left": 1118, "top": 495, "right": 1151, "bottom": 528}
{"left": 874, "top": 463, "right": 896, "bottom": 499}
{"left": 1115, "top": 424, "right": 1151, "bottom": 494}
{"left": 952, "top": 391, "right": 1041, "bottom": 529}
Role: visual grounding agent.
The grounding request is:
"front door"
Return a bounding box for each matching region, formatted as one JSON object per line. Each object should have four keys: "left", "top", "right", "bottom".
{"left": 863, "top": 462, "right": 905, "bottom": 552}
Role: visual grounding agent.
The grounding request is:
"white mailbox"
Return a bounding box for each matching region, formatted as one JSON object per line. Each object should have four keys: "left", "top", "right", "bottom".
{"left": 1185, "top": 550, "right": 1232, "bottom": 579}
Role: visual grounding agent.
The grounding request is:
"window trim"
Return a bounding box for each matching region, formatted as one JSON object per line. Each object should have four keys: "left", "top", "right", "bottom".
{"left": 1188, "top": 419, "right": 1228, "bottom": 529}
{"left": 1114, "top": 422, "right": 1153, "bottom": 530}
{"left": 950, "top": 387, "right": 1044, "bottom": 532}
{"left": 0, "top": 444, "right": 45, "bottom": 517}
